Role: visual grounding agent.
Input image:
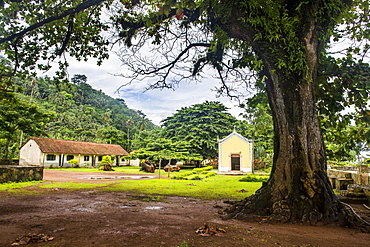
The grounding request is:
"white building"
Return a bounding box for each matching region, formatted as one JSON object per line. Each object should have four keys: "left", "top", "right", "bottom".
{"left": 19, "top": 137, "right": 129, "bottom": 167}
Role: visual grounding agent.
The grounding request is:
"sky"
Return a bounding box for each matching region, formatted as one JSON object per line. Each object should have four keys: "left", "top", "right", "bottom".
{"left": 47, "top": 52, "right": 250, "bottom": 126}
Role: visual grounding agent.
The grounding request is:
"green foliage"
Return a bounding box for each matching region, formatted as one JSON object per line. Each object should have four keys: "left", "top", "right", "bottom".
{"left": 193, "top": 166, "right": 213, "bottom": 173}
{"left": 171, "top": 170, "right": 197, "bottom": 179}
{"left": 1, "top": 1, "right": 369, "bottom": 214}
{"left": 19, "top": 76, "right": 154, "bottom": 145}
{"left": 177, "top": 241, "right": 189, "bottom": 247}
{"left": 104, "top": 175, "right": 261, "bottom": 200}
{"left": 0, "top": 91, "right": 55, "bottom": 159}
{"left": 0, "top": 0, "right": 110, "bottom": 83}
{"left": 126, "top": 136, "right": 202, "bottom": 164}
{"left": 0, "top": 168, "right": 262, "bottom": 200}
{"left": 161, "top": 101, "right": 237, "bottom": 159}
{"left": 239, "top": 174, "right": 269, "bottom": 182}
{"left": 68, "top": 159, "right": 79, "bottom": 167}
{"left": 238, "top": 92, "right": 274, "bottom": 160}
{"left": 187, "top": 174, "right": 201, "bottom": 180}
{"left": 100, "top": 156, "right": 112, "bottom": 165}
{"left": 0, "top": 181, "right": 44, "bottom": 192}
{"left": 0, "top": 74, "right": 157, "bottom": 159}
{"left": 171, "top": 166, "right": 215, "bottom": 180}
{"left": 328, "top": 160, "right": 356, "bottom": 168}
{"left": 316, "top": 58, "right": 370, "bottom": 160}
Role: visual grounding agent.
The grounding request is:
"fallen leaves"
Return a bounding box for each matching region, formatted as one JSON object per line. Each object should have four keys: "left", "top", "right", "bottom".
{"left": 195, "top": 223, "right": 227, "bottom": 237}
{"left": 11, "top": 233, "right": 54, "bottom": 245}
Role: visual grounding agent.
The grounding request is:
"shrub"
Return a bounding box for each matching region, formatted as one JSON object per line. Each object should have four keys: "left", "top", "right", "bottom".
{"left": 193, "top": 166, "right": 213, "bottom": 173}
{"left": 188, "top": 175, "right": 202, "bottom": 180}
{"left": 239, "top": 174, "right": 269, "bottom": 182}
{"left": 68, "top": 159, "right": 79, "bottom": 168}
{"left": 204, "top": 172, "right": 216, "bottom": 178}
{"left": 100, "top": 156, "right": 112, "bottom": 166}
{"left": 171, "top": 171, "right": 196, "bottom": 179}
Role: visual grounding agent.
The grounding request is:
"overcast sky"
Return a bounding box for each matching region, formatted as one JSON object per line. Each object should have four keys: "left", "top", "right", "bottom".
{"left": 46, "top": 52, "right": 250, "bottom": 125}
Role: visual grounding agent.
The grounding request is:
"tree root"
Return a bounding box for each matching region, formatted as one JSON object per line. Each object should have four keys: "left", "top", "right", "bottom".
{"left": 341, "top": 202, "right": 370, "bottom": 227}
{"left": 222, "top": 195, "right": 370, "bottom": 232}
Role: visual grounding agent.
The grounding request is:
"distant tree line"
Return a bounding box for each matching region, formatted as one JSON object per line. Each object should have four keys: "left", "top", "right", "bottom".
{"left": 0, "top": 74, "right": 156, "bottom": 159}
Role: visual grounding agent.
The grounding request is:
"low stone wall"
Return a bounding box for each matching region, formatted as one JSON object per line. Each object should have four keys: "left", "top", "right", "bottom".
{"left": 0, "top": 165, "right": 43, "bottom": 183}
{"left": 328, "top": 166, "right": 369, "bottom": 191}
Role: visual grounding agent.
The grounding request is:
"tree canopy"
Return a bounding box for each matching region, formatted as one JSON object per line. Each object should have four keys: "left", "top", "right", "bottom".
{"left": 1, "top": 0, "right": 370, "bottom": 226}
{"left": 0, "top": 74, "right": 156, "bottom": 159}
{"left": 161, "top": 101, "right": 237, "bottom": 159}
{"left": 0, "top": 94, "right": 54, "bottom": 159}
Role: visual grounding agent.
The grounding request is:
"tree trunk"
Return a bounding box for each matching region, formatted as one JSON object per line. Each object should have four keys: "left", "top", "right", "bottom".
{"left": 224, "top": 63, "right": 356, "bottom": 225}
{"left": 222, "top": 1, "right": 360, "bottom": 226}
{"left": 4, "top": 137, "right": 10, "bottom": 160}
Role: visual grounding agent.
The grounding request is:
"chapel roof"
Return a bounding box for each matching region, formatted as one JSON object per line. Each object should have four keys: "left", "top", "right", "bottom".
{"left": 218, "top": 130, "right": 252, "bottom": 144}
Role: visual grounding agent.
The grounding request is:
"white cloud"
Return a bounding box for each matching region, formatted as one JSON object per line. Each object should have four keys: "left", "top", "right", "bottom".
{"left": 47, "top": 53, "right": 248, "bottom": 125}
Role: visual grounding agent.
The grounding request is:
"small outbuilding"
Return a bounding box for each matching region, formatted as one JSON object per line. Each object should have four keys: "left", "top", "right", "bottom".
{"left": 19, "top": 137, "right": 129, "bottom": 167}
{"left": 218, "top": 130, "right": 253, "bottom": 174}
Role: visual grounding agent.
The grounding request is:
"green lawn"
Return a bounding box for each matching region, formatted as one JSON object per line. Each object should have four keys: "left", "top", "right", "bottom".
{"left": 102, "top": 175, "right": 261, "bottom": 200}
{"left": 0, "top": 180, "right": 44, "bottom": 191}
{"left": 2, "top": 168, "right": 263, "bottom": 201}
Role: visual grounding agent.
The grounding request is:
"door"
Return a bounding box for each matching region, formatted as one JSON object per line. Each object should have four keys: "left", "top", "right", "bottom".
{"left": 231, "top": 154, "right": 240, "bottom": 171}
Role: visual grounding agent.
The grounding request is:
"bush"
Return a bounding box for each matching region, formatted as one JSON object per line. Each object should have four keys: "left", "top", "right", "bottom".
{"left": 172, "top": 167, "right": 216, "bottom": 180}
{"left": 171, "top": 171, "right": 196, "bottom": 179}
{"left": 239, "top": 174, "right": 269, "bottom": 182}
{"left": 100, "top": 156, "right": 112, "bottom": 166}
{"left": 188, "top": 175, "right": 202, "bottom": 180}
{"left": 68, "top": 159, "right": 79, "bottom": 168}
{"left": 193, "top": 166, "right": 213, "bottom": 173}
{"left": 204, "top": 172, "right": 216, "bottom": 178}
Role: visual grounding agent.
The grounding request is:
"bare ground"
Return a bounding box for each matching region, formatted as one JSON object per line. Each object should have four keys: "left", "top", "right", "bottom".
{"left": 0, "top": 170, "right": 370, "bottom": 247}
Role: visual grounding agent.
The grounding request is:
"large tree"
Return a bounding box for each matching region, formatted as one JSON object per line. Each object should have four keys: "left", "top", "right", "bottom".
{"left": 161, "top": 101, "right": 237, "bottom": 160}
{"left": 0, "top": 95, "right": 54, "bottom": 159}
{"left": 1, "top": 0, "right": 369, "bottom": 226}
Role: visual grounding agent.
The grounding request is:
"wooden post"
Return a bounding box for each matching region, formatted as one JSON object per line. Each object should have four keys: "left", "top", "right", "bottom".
{"left": 158, "top": 158, "right": 162, "bottom": 179}
{"left": 168, "top": 158, "right": 172, "bottom": 178}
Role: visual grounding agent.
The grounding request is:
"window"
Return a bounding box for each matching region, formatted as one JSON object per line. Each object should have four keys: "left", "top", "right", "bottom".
{"left": 66, "top": 155, "right": 74, "bottom": 161}
{"left": 46, "top": 154, "right": 56, "bottom": 161}
{"left": 98, "top": 156, "right": 103, "bottom": 161}
{"left": 84, "top": 156, "right": 89, "bottom": 161}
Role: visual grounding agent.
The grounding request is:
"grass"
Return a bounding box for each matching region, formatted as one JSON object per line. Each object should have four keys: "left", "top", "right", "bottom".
{"left": 0, "top": 180, "right": 44, "bottom": 192}
{"left": 2, "top": 168, "right": 264, "bottom": 200}
{"left": 102, "top": 175, "right": 262, "bottom": 200}
{"left": 0, "top": 181, "right": 45, "bottom": 197}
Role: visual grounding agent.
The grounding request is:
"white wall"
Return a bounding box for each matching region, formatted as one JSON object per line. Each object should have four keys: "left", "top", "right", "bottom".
{"left": 19, "top": 139, "right": 43, "bottom": 166}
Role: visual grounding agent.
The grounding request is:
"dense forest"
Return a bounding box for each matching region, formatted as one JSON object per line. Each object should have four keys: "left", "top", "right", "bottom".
{"left": 0, "top": 74, "right": 366, "bottom": 163}
{"left": 0, "top": 75, "right": 156, "bottom": 159}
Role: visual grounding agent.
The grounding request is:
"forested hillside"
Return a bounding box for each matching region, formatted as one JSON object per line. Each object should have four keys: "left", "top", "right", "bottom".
{"left": 0, "top": 75, "right": 156, "bottom": 159}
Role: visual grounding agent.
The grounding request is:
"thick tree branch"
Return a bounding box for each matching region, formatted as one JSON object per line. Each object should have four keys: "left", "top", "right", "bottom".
{"left": 56, "top": 14, "right": 75, "bottom": 56}
{"left": 0, "top": 0, "right": 106, "bottom": 45}
{"left": 119, "top": 8, "right": 200, "bottom": 46}
{"left": 143, "top": 42, "right": 211, "bottom": 75}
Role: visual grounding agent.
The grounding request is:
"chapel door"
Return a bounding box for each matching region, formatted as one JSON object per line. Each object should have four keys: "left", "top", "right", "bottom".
{"left": 231, "top": 154, "right": 240, "bottom": 171}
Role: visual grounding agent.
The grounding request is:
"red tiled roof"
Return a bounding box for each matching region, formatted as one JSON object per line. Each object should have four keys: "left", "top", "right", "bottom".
{"left": 26, "top": 137, "right": 129, "bottom": 156}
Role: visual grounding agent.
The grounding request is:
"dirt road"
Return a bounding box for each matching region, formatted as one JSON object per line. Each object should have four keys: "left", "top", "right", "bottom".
{"left": 0, "top": 170, "right": 369, "bottom": 247}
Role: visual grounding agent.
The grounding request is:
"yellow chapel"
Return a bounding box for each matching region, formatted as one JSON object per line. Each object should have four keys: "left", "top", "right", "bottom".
{"left": 217, "top": 130, "right": 253, "bottom": 173}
